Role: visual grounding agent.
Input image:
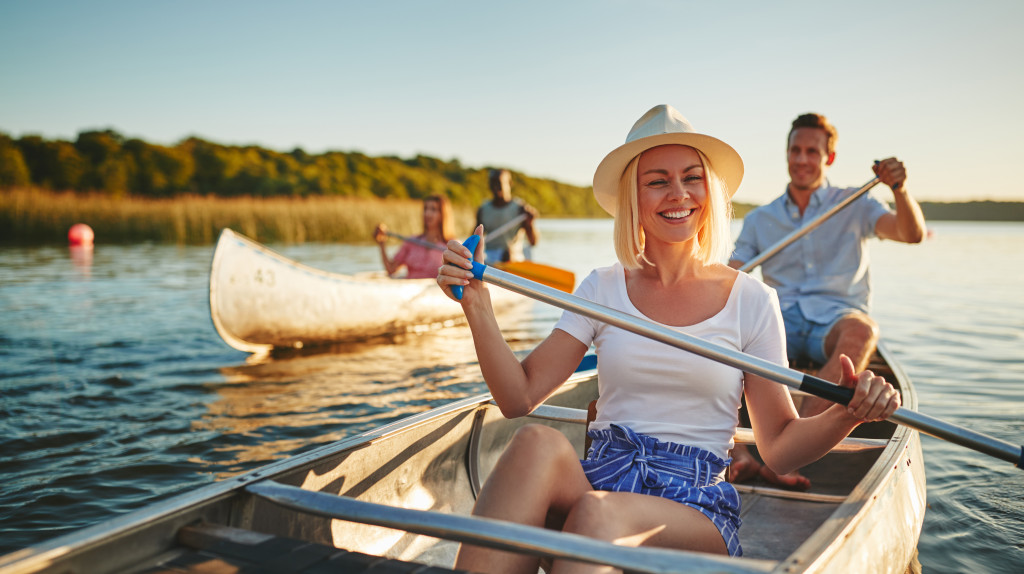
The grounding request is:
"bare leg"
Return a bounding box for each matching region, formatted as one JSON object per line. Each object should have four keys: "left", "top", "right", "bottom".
{"left": 800, "top": 313, "right": 880, "bottom": 417}
{"left": 552, "top": 491, "right": 727, "bottom": 574}
{"left": 455, "top": 424, "right": 593, "bottom": 574}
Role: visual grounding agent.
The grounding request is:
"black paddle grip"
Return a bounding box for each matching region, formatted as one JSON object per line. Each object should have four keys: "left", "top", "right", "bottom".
{"left": 799, "top": 373, "right": 855, "bottom": 406}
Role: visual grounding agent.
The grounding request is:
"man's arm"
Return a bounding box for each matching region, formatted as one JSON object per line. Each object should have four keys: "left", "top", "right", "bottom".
{"left": 521, "top": 203, "right": 540, "bottom": 246}
{"left": 872, "top": 158, "right": 926, "bottom": 244}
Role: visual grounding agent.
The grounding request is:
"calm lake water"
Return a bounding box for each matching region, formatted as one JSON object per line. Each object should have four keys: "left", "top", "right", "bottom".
{"left": 1, "top": 219, "right": 1022, "bottom": 572}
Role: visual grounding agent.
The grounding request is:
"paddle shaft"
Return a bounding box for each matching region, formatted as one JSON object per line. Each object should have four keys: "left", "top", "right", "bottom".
{"left": 385, "top": 231, "right": 444, "bottom": 251}
{"left": 385, "top": 212, "right": 528, "bottom": 252}
{"left": 483, "top": 212, "right": 529, "bottom": 241}
{"left": 460, "top": 259, "right": 1024, "bottom": 469}
{"left": 738, "top": 177, "right": 881, "bottom": 273}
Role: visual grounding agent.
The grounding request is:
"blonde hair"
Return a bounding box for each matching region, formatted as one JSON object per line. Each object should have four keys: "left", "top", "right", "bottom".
{"left": 613, "top": 147, "right": 733, "bottom": 268}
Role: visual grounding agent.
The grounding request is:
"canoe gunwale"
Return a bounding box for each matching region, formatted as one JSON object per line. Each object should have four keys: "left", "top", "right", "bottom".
{"left": 770, "top": 341, "right": 925, "bottom": 573}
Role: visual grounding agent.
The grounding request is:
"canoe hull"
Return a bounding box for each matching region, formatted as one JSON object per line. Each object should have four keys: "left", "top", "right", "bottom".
{"left": 209, "top": 228, "right": 525, "bottom": 353}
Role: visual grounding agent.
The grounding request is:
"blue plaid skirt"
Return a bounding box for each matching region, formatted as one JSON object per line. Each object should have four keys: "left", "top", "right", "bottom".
{"left": 581, "top": 424, "right": 743, "bottom": 557}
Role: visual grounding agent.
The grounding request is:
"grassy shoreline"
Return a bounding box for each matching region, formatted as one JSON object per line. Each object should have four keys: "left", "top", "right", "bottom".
{"left": 0, "top": 188, "right": 483, "bottom": 245}
{"left": 4, "top": 188, "right": 1022, "bottom": 246}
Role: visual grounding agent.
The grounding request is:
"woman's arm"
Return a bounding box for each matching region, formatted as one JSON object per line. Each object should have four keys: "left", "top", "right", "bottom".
{"left": 438, "top": 227, "right": 587, "bottom": 417}
{"left": 745, "top": 355, "right": 901, "bottom": 475}
{"left": 374, "top": 223, "right": 402, "bottom": 276}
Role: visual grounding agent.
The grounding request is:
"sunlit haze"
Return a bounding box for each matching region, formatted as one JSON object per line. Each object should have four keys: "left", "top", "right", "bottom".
{"left": 2, "top": 0, "right": 1021, "bottom": 204}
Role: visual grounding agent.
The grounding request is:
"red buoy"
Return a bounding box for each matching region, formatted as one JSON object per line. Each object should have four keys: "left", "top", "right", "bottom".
{"left": 68, "top": 223, "right": 95, "bottom": 247}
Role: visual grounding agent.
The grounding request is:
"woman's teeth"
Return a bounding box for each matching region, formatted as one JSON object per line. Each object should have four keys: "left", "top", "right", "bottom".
{"left": 661, "top": 208, "right": 694, "bottom": 219}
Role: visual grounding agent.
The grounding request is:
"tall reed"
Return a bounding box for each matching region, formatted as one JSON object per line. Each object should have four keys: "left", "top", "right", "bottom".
{"left": 0, "top": 188, "right": 476, "bottom": 245}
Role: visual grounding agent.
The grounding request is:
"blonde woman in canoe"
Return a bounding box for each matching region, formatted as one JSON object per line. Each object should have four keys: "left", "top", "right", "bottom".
{"left": 374, "top": 194, "right": 455, "bottom": 279}
{"left": 437, "top": 105, "right": 900, "bottom": 572}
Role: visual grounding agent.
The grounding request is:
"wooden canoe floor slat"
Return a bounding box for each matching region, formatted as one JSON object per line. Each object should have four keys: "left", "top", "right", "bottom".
{"left": 739, "top": 495, "right": 838, "bottom": 560}
{"left": 134, "top": 523, "right": 470, "bottom": 574}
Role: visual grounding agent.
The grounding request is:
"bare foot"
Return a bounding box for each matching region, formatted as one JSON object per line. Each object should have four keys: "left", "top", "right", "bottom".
{"left": 729, "top": 445, "right": 812, "bottom": 490}
{"left": 728, "top": 445, "right": 762, "bottom": 483}
{"left": 757, "top": 465, "right": 812, "bottom": 491}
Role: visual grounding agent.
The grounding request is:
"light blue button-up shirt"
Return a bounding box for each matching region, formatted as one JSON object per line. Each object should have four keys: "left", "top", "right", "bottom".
{"left": 731, "top": 183, "right": 891, "bottom": 325}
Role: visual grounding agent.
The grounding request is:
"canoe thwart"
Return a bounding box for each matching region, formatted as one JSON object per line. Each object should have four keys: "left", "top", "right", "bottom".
{"left": 525, "top": 404, "right": 889, "bottom": 453}
{"left": 244, "top": 480, "right": 774, "bottom": 574}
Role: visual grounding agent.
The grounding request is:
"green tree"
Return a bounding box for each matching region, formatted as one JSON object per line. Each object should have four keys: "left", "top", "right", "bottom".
{"left": 17, "top": 136, "right": 86, "bottom": 190}
{"left": 0, "top": 134, "right": 31, "bottom": 186}
{"left": 76, "top": 129, "right": 132, "bottom": 195}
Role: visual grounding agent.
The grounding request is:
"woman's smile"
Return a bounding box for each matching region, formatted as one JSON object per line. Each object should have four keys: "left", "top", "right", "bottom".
{"left": 659, "top": 207, "right": 696, "bottom": 221}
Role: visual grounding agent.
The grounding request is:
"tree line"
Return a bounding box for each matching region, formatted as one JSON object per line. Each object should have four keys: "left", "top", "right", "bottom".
{"left": 0, "top": 129, "right": 607, "bottom": 217}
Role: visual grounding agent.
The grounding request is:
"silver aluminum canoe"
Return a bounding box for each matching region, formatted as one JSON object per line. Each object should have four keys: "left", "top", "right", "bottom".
{"left": 0, "top": 344, "right": 924, "bottom": 574}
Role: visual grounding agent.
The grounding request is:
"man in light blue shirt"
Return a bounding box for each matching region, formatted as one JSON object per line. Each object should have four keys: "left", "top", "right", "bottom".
{"left": 728, "top": 113, "right": 926, "bottom": 488}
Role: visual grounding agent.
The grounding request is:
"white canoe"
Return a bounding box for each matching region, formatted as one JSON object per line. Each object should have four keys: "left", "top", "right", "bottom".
{"left": 0, "top": 344, "right": 926, "bottom": 574}
{"left": 209, "top": 228, "right": 525, "bottom": 353}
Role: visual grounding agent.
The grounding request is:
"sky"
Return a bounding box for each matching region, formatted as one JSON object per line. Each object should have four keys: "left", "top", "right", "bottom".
{"left": 2, "top": 0, "right": 1022, "bottom": 205}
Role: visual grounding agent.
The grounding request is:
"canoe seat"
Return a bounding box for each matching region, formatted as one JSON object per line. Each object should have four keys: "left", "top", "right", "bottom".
{"left": 137, "top": 522, "right": 471, "bottom": 574}
{"left": 525, "top": 402, "right": 888, "bottom": 455}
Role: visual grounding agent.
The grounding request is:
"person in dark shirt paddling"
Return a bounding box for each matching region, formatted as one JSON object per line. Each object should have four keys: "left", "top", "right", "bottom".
{"left": 477, "top": 168, "right": 539, "bottom": 263}
{"left": 727, "top": 112, "right": 927, "bottom": 489}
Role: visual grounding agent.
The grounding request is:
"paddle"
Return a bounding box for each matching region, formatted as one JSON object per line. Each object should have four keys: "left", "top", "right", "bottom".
{"left": 476, "top": 213, "right": 576, "bottom": 290}
{"left": 450, "top": 234, "right": 1024, "bottom": 469}
{"left": 738, "top": 176, "right": 882, "bottom": 273}
{"left": 482, "top": 212, "right": 529, "bottom": 242}
{"left": 385, "top": 230, "right": 575, "bottom": 293}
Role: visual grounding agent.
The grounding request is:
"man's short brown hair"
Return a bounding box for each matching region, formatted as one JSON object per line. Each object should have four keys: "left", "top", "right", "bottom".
{"left": 789, "top": 113, "right": 838, "bottom": 156}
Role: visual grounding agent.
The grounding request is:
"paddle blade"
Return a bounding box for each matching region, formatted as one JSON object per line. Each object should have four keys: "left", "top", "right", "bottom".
{"left": 494, "top": 261, "right": 575, "bottom": 293}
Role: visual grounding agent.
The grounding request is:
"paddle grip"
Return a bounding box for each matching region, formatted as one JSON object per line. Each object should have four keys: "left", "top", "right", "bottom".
{"left": 874, "top": 159, "right": 901, "bottom": 191}
{"left": 451, "top": 235, "right": 487, "bottom": 301}
{"left": 799, "top": 373, "right": 855, "bottom": 406}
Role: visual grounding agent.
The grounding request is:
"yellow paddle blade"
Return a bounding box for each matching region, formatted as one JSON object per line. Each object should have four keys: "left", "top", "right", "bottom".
{"left": 494, "top": 261, "right": 575, "bottom": 293}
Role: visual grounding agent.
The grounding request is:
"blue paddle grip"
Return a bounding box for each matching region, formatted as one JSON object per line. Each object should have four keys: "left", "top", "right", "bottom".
{"left": 451, "top": 235, "right": 486, "bottom": 301}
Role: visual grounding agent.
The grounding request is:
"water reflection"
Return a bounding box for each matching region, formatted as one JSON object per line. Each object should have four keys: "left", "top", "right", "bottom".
{"left": 68, "top": 245, "right": 93, "bottom": 276}
{"left": 198, "top": 310, "right": 548, "bottom": 473}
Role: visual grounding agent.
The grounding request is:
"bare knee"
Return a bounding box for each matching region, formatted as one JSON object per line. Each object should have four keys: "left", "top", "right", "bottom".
{"left": 829, "top": 314, "right": 879, "bottom": 356}
{"left": 503, "top": 424, "right": 579, "bottom": 468}
{"left": 562, "top": 491, "right": 621, "bottom": 541}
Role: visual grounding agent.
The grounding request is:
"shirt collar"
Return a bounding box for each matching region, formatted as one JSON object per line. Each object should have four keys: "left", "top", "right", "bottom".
{"left": 784, "top": 179, "right": 831, "bottom": 209}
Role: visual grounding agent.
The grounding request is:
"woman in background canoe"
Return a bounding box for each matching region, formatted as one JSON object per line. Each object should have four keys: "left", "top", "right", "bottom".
{"left": 374, "top": 194, "right": 455, "bottom": 279}
{"left": 437, "top": 104, "right": 901, "bottom": 572}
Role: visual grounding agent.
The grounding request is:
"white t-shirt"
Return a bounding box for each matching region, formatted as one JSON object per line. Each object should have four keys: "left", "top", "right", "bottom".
{"left": 554, "top": 263, "right": 787, "bottom": 459}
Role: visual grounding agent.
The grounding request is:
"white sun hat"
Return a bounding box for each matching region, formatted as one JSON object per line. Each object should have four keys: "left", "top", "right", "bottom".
{"left": 592, "top": 104, "right": 744, "bottom": 216}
